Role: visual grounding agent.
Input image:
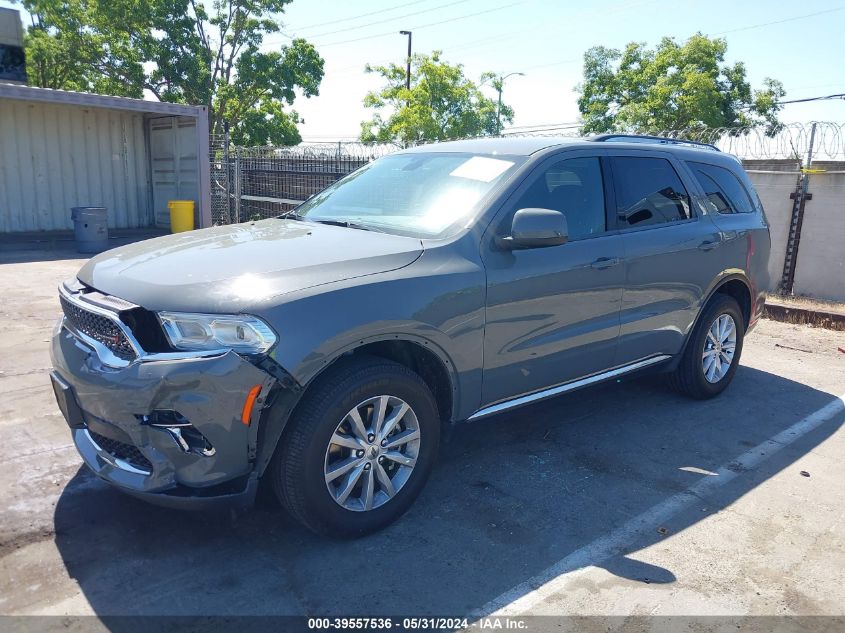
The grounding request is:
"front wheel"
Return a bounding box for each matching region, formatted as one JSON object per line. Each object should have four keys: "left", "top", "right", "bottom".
{"left": 670, "top": 294, "right": 745, "bottom": 399}
{"left": 271, "top": 356, "right": 440, "bottom": 537}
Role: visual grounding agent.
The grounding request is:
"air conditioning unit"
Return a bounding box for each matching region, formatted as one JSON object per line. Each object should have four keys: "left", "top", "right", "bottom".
{"left": 0, "top": 8, "right": 26, "bottom": 85}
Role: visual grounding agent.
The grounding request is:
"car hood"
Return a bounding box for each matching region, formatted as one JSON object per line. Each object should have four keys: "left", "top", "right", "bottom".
{"left": 77, "top": 219, "right": 424, "bottom": 312}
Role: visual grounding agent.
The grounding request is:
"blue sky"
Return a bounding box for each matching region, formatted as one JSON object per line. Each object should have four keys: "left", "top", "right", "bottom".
{"left": 3, "top": 0, "right": 844, "bottom": 140}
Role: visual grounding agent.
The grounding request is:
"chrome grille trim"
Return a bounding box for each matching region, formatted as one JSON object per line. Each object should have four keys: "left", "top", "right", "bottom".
{"left": 59, "top": 285, "right": 141, "bottom": 366}
{"left": 59, "top": 294, "right": 137, "bottom": 361}
{"left": 58, "top": 283, "right": 230, "bottom": 368}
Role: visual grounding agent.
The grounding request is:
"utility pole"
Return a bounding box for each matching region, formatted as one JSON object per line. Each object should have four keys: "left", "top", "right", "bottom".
{"left": 494, "top": 72, "right": 524, "bottom": 135}
{"left": 399, "top": 30, "right": 412, "bottom": 101}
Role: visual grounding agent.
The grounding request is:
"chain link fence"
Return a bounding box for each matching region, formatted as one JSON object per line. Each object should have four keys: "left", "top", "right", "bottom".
{"left": 210, "top": 138, "right": 402, "bottom": 224}
{"left": 209, "top": 134, "right": 233, "bottom": 225}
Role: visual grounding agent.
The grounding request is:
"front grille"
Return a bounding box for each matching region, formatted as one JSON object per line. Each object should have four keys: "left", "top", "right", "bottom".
{"left": 88, "top": 430, "right": 153, "bottom": 473}
{"left": 60, "top": 294, "right": 137, "bottom": 361}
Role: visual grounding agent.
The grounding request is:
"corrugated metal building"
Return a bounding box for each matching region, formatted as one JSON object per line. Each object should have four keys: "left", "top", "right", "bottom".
{"left": 0, "top": 83, "right": 211, "bottom": 233}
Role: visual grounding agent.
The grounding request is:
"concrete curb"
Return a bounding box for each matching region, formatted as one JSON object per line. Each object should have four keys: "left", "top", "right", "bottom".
{"left": 764, "top": 303, "right": 845, "bottom": 331}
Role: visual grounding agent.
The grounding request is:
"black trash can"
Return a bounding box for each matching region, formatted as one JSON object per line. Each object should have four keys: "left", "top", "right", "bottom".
{"left": 70, "top": 207, "right": 109, "bottom": 253}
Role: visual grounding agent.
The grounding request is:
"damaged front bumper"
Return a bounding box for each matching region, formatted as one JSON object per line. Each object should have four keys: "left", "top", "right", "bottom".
{"left": 50, "top": 321, "right": 279, "bottom": 510}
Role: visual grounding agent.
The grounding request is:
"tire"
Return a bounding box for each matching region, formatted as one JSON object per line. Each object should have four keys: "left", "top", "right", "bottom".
{"left": 270, "top": 355, "right": 440, "bottom": 537}
{"left": 670, "top": 294, "right": 745, "bottom": 399}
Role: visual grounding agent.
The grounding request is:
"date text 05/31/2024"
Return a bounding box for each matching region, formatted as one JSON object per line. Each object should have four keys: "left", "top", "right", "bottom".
{"left": 307, "top": 617, "right": 528, "bottom": 629}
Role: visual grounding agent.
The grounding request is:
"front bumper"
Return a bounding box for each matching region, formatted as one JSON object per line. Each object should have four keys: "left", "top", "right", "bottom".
{"left": 51, "top": 322, "right": 276, "bottom": 509}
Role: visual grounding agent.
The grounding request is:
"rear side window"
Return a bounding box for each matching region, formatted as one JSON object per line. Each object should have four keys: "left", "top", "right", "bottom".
{"left": 689, "top": 162, "right": 755, "bottom": 214}
{"left": 611, "top": 157, "right": 691, "bottom": 228}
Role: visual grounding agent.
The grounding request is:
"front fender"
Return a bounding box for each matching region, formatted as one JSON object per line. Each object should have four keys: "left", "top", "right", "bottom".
{"left": 255, "top": 251, "right": 488, "bottom": 422}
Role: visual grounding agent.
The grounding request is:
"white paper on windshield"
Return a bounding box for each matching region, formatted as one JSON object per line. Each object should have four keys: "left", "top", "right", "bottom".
{"left": 449, "top": 156, "right": 514, "bottom": 182}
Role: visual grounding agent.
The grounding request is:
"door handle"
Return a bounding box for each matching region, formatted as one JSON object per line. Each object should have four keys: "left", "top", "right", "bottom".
{"left": 590, "top": 256, "right": 621, "bottom": 270}
{"left": 697, "top": 238, "right": 721, "bottom": 251}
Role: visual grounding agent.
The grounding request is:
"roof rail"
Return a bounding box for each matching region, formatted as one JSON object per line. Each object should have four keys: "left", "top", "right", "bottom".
{"left": 589, "top": 134, "right": 720, "bottom": 152}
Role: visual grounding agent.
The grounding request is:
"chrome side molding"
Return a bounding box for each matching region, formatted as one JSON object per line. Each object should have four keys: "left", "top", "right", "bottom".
{"left": 467, "top": 355, "right": 672, "bottom": 421}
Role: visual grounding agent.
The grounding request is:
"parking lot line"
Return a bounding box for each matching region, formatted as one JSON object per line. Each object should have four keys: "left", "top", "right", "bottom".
{"left": 475, "top": 392, "right": 845, "bottom": 618}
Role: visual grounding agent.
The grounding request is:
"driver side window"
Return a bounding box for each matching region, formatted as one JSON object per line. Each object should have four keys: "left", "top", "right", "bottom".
{"left": 510, "top": 156, "right": 607, "bottom": 241}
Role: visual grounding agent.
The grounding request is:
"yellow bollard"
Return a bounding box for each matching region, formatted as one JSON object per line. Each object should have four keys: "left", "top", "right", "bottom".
{"left": 168, "top": 200, "right": 195, "bottom": 233}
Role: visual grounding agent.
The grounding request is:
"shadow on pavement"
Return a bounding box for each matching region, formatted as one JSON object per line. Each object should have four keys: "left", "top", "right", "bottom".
{"left": 53, "top": 365, "right": 842, "bottom": 618}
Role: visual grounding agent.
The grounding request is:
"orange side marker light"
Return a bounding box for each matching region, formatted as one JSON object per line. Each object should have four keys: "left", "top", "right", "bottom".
{"left": 241, "top": 384, "right": 262, "bottom": 425}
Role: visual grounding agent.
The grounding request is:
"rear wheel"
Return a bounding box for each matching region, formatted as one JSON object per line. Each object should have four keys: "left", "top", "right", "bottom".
{"left": 271, "top": 356, "right": 440, "bottom": 537}
{"left": 670, "top": 294, "right": 745, "bottom": 399}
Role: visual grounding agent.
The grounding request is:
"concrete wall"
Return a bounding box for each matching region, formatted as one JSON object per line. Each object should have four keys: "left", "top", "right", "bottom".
{"left": 790, "top": 161, "right": 845, "bottom": 301}
{"left": 744, "top": 159, "right": 845, "bottom": 302}
{"left": 744, "top": 160, "right": 800, "bottom": 293}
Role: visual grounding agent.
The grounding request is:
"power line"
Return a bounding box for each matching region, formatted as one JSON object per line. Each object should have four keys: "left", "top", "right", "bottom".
{"left": 287, "top": 0, "right": 431, "bottom": 32}
{"left": 501, "top": 124, "right": 582, "bottom": 134}
{"left": 313, "top": 1, "right": 527, "bottom": 48}
{"left": 710, "top": 6, "right": 845, "bottom": 36}
{"left": 320, "top": 0, "right": 650, "bottom": 74}
{"left": 288, "top": 0, "right": 473, "bottom": 40}
{"left": 503, "top": 122, "right": 581, "bottom": 131}
{"left": 779, "top": 93, "right": 845, "bottom": 105}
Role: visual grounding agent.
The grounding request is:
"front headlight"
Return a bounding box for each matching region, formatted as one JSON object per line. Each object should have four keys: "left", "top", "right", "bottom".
{"left": 158, "top": 312, "right": 277, "bottom": 355}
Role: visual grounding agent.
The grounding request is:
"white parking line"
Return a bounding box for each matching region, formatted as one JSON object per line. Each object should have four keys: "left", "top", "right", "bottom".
{"left": 474, "top": 392, "right": 845, "bottom": 618}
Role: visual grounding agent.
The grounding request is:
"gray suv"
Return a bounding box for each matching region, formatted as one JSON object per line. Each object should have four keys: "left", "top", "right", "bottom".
{"left": 50, "top": 135, "right": 770, "bottom": 537}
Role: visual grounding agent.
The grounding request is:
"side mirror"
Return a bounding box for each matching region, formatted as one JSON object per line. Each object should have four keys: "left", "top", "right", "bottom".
{"left": 496, "top": 208, "right": 568, "bottom": 250}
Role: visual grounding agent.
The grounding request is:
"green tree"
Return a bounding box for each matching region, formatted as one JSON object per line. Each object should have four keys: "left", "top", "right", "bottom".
{"left": 21, "top": 0, "right": 143, "bottom": 97}
{"left": 360, "top": 51, "right": 512, "bottom": 143}
{"left": 576, "top": 34, "right": 785, "bottom": 134}
{"left": 16, "top": 0, "right": 324, "bottom": 145}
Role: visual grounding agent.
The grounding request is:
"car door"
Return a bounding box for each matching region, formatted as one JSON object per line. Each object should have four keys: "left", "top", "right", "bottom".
{"left": 608, "top": 151, "right": 725, "bottom": 365}
{"left": 480, "top": 151, "right": 625, "bottom": 407}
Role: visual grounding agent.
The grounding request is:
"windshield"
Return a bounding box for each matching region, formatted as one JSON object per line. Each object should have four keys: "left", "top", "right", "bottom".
{"left": 292, "top": 152, "right": 522, "bottom": 238}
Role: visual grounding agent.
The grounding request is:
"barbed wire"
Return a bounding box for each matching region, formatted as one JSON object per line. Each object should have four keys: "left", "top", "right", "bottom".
{"left": 501, "top": 122, "right": 845, "bottom": 160}
{"left": 653, "top": 123, "right": 845, "bottom": 161}
{"left": 237, "top": 141, "right": 404, "bottom": 161}
{"left": 224, "top": 122, "right": 844, "bottom": 163}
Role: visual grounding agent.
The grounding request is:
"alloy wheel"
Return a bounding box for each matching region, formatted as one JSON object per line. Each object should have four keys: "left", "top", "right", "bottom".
{"left": 702, "top": 313, "right": 737, "bottom": 383}
{"left": 324, "top": 395, "right": 421, "bottom": 512}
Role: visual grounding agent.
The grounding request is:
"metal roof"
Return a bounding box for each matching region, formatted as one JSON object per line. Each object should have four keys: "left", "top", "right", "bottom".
{"left": 0, "top": 82, "right": 206, "bottom": 117}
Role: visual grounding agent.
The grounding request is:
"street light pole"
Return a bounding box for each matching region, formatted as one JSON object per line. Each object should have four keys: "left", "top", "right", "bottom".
{"left": 495, "top": 71, "right": 524, "bottom": 135}
{"left": 399, "top": 31, "right": 412, "bottom": 95}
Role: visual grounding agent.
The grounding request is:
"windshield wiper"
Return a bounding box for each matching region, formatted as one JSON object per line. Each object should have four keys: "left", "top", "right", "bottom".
{"left": 308, "top": 218, "right": 385, "bottom": 233}
{"left": 276, "top": 211, "right": 303, "bottom": 220}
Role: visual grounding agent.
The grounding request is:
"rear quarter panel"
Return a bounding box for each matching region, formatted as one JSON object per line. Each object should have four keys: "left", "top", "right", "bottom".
{"left": 685, "top": 157, "right": 771, "bottom": 328}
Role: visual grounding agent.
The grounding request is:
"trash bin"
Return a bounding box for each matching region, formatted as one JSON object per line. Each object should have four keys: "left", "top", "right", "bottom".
{"left": 70, "top": 207, "right": 109, "bottom": 254}
{"left": 168, "top": 200, "right": 195, "bottom": 233}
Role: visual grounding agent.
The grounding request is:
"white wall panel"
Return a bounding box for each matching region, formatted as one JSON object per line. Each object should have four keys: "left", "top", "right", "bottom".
{"left": 0, "top": 99, "right": 153, "bottom": 231}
